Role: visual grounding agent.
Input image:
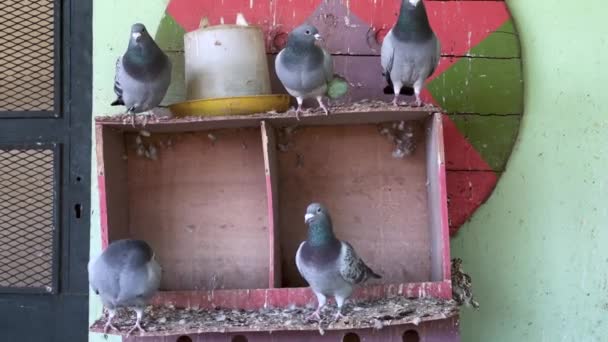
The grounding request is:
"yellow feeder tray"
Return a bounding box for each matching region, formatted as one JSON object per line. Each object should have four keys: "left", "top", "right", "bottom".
{"left": 169, "top": 94, "right": 290, "bottom": 117}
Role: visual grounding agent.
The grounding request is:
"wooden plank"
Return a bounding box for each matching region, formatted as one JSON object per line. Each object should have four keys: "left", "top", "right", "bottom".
{"left": 97, "top": 125, "right": 130, "bottom": 248}
{"left": 115, "top": 317, "right": 460, "bottom": 341}
{"left": 261, "top": 121, "right": 281, "bottom": 288}
{"left": 92, "top": 288, "right": 455, "bottom": 338}
{"left": 149, "top": 281, "right": 452, "bottom": 310}
{"left": 96, "top": 105, "right": 434, "bottom": 133}
{"left": 426, "top": 113, "right": 450, "bottom": 282}
{"left": 125, "top": 129, "right": 270, "bottom": 290}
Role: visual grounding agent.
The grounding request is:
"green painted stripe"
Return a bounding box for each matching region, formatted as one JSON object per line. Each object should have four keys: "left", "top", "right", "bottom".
{"left": 467, "top": 19, "right": 521, "bottom": 58}
{"left": 164, "top": 51, "right": 186, "bottom": 105}
{"left": 449, "top": 114, "right": 521, "bottom": 171}
{"left": 428, "top": 57, "right": 523, "bottom": 115}
{"left": 155, "top": 12, "right": 186, "bottom": 51}
{"left": 155, "top": 13, "right": 187, "bottom": 106}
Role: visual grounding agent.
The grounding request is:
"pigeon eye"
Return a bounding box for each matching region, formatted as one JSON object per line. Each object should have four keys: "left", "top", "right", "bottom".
{"left": 305, "top": 30, "right": 311, "bottom": 35}
{"left": 316, "top": 208, "right": 322, "bottom": 213}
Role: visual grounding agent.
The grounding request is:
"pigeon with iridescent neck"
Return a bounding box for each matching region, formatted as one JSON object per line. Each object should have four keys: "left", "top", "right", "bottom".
{"left": 112, "top": 23, "right": 172, "bottom": 126}
{"left": 295, "top": 203, "right": 381, "bottom": 320}
{"left": 381, "top": 0, "right": 440, "bottom": 106}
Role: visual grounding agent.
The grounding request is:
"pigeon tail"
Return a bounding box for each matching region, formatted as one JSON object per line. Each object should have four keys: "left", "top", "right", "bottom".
{"left": 383, "top": 73, "right": 414, "bottom": 95}
{"left": 111, "top": 97, "right": 124, "bottom": 106}
{"left": 368, "top": 267, "right": 382, "bottom": 279}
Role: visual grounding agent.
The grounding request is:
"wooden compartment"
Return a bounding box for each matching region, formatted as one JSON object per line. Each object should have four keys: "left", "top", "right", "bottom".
{"left": 276, "top": 123, "right": 433, "bottom": 287}
{"left": 92, "top": 104, "right": 454, "bottom": 339}
{"left": 97, "top": 127, "right": 270, "bottom": 290}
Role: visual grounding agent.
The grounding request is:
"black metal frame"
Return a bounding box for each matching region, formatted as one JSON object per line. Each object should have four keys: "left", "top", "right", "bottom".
{"left": 0, "top": 0, "right": 63, "bottom": 118}
{"left": 0, "top": 0, "right": 91, "bottom": 340}
{"left": 0, "top": 143, "right": 61, "bottom": 294}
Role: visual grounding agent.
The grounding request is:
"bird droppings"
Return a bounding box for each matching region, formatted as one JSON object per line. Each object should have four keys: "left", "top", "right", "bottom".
{"left": 90, "top": 296, "right": 458, "bottom": 337}
{"left": 277, "top": 125, "right": 299, "bottom": 152}
{"left": 451, "top": 258, "right": 479, "bottom": 309}
{"left": 133, "top": 133, "right": 160, "bottom": 160}
{"left": 378, "top": 120, "right": 418, "bottom": 158}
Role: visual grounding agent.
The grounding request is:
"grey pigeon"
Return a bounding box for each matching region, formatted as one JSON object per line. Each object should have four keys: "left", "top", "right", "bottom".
{"left": 111, "top": 23, "right": 172, "bottom": 126}
{"left": 295, "top": 203, "right": 381, "bottom": 320}
{"left": 275, "top": 24, "right": 333, "bottom": 120}
{"left": 88, "top": 239, "right": 161, "bottom": 336}
{"left": 381, "top": 0, "right": 440, "bottom": 106}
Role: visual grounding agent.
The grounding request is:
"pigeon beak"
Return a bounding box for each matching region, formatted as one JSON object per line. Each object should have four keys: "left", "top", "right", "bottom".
{"left": 132, "top": 32, "right": 142, "bottom": 42}
{"left": 314, "top": 33, "right": 323, "bottom": 41}
{"left": 304, "top": 213, "right": 314, "bottom": 224}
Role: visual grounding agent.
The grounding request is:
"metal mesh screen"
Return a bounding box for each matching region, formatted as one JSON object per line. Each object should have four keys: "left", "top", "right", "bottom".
{"left": 0, "top": 0, "right": 55, "bottom": 112}
{"left": 0, "top": 148, "right": 56, "bottom": 290}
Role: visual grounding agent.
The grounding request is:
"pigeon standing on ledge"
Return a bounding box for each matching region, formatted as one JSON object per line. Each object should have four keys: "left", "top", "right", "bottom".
{"left": 275, "top": 24, "right": 347, "bottom": 120}
{"left": 381, "top": 0, "right": 440, "bottom": 106}
{"left": 112, "top": 23, "right": 172, "bottom": 127}
{"left": 88, "top": 239, "right": 162, "bottom": 336}
{"left": 295, "top": 203, "right": 381, "bottom": 320}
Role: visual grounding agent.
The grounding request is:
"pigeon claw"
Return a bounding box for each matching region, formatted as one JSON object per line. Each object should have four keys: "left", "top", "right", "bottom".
{"left": 126, "top": 322, "right": 145, "bottom": 337}
{"left": 103, "top": 322, "right": 119, "bottom": 335}
{"left": 127, "top": 107, "right": 136, "bottom": 128}
{"left": 322, "top": 106, "right": 330, "bottom": 116}
{"left": 334, "top": 311, "right": 346, "bottom": 322}
{"left": 392, "top": 96, "right": 400, "bottom": 107}
{"left": 316, "top": 96, "right": 330, "bottom": 116}
{"left": 306, "top": 310, "right": 322, "bottom": 321}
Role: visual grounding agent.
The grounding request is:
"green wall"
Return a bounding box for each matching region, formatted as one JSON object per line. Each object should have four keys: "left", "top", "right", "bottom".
{"left": 90, "top": 0, "right": 608, "bottom": 341}
{"left": 453, "top": 0, "right": 608, "bottom": 341}
{"left": 90, "top": 2, "right": 169, "bottom": 341}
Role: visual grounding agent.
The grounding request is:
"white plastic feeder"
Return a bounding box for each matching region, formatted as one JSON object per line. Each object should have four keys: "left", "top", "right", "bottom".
{"left": 184, "top": 14, "right": 271, "bottom": 100}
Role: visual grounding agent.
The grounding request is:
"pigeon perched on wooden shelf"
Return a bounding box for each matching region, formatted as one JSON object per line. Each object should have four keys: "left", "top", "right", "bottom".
{"left": 381, "top": 0, "right": 440, "bottom": 106}
{"left": 275, "top": 24, "right": 348, "bottom": 120}
{"left": 112, "top": 23, "right": 172, "bottom": 127}
{"left": 295, "top": 203, "right": 381, "bottom": 321}
{"left": 88, "top": 239, "right": 162, "bottom": 336}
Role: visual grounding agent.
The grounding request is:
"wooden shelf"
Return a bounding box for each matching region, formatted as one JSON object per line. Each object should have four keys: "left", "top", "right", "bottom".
{"left": 93, "top": 103, "right": 452, "bottom": 338}
{"left": 90, "top": 296, "right": 458, "bottom": 338}
{"left": 95, "top": 102, "right": 439, "bottom": 133}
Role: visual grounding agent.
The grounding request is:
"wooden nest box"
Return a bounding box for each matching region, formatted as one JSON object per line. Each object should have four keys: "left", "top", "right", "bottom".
{"left": 92, "top": 104, "right": 458, "bottom": 341}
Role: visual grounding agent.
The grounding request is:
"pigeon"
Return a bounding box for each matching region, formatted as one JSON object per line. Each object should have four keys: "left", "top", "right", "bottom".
{"left": 381, "top": 0, "right": 440, "bottom": 106}
{"left": 275, "top": 24, "right": 344, "bottom": 120}
{"left": 111, "top": 23, "right": 172, "bottom": 126}
{"left": 88, "top": 239, "right": 162, "bottom": 336}
{"left": 295, "top": 203, "right": 381, "bottom": 320}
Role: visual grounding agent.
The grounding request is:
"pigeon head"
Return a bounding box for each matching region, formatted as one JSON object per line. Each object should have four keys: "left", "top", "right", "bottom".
{"left": 123, "top": 22, "right": 166, "bottom": 77}
{"left": 304, "top": 203, "right": 336, "bottom": 245}
{"left": 129, "top": 23, "right": 150, "bottom": 45}
{"left": 405, "top": 0, "right": 423, "bottom": 8}
{"left": 394, "top": 0, "right": 433, "bottom": 41}
{"left": 287, "top": 24, "right": 322, "bottom": 49}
